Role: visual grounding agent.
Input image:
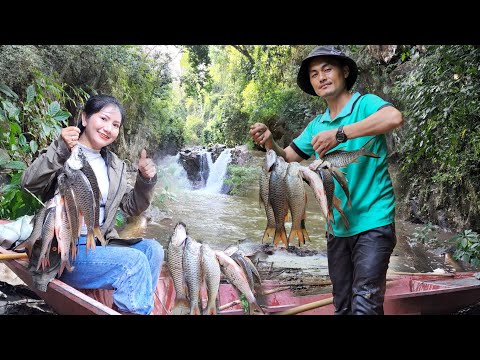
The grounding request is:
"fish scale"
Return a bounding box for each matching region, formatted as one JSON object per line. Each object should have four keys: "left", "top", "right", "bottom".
{"left": 166, "top": 222, "right": 188, "bottom": 310}
{"left": 183, "top": 236, "right": 203, "bottom": 315}
{"left": 285, "top": 162, "right": 309, "bottom": 246}
{"left": 200, "top": 244, "right": 221, "bottom": 315}
{"left": 268, "top": 156, "right": 289, "bottom": 247}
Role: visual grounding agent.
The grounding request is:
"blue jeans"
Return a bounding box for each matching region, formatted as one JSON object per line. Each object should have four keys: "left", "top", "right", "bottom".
{"left": 59, "top": 236, "right": 164, "bottom": 315}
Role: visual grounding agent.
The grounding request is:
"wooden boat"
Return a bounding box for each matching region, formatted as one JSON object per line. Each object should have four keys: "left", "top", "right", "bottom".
{"left": 2, "top": 245, "right": 480, "bottom": 315}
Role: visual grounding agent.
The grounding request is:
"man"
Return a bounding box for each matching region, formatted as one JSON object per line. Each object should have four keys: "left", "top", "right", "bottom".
{"left": 249, "top": 45, "right": 404, "bottom": 315}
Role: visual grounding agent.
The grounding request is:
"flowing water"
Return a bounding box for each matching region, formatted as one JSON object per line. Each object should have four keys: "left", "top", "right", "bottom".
{"left": 140, "top": 149, "right": 473, "bottom": 276}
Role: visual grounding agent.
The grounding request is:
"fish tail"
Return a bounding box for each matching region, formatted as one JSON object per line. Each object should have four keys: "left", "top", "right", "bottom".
{"left": 190, "top": 304, "right": 201, "bottom": 315}
{"left": 249, "top": 301, "right": 265, "bottom": 315}
{"left": 361, "top": 137, "right": 380, "bottom": 158}
{"left": 262, "top": 227, "right": 275, "bottom": 243}
{"left": 204, "top": 304, "right": 217, "bottom": 315}
{"left": 273, "top": 228, "right": 288, "bottom": 247}
{"left": 94, "top": 226, "right": 107, "bottom": 246}
{"left": 301, "top": 218, "right": 310, "bottom": 242}
{"left": 288, "top": 229, "right": 305, "bottom": 247}
{"left": 86, "top": 231, "right": 96, "bottom": 253}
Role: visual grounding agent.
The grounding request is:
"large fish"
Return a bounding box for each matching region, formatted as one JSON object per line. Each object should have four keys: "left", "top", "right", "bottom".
{"left": 317, "top": 168, "right": 349, "bottom": 230}
{"left": 183, "top": 236, "right": 203, "bottom": 315}
{"left": 200, "top": 243, "right": 221, "bottom": 315}
{"left": 63, "top": 162, "right": 99, "bottom": 252}
{"left": 215, "top": 250, "right": 264, "bottom": 315}
{"left": 58, "top": 173, "right": 81, "bottom": 260}
{"left": 298, "top": 166, "right": 332, "bottom": 235}
{"left": 37, "top": 205, "right": 56, "bottom": 271}
{"left": 14, "top": 199, "right": 54, "bottom": 258}
{"left": 167, "top": 222, "right": 189, "bottom": 311}
{"left": 54, "top": 193, "right": 74, "bottom": 277}
{"left": 322, "top": 137, "right": 379, "bottom": 168}
{"left": 285, "top": 162, "right": 309, "bottom": 246}
{"left": 268, "top": 153, "right": 289, "bottom": 247}
{"left": 259, "top": 158, "right": 275, "bottom": 243}
{"left": 78, "top": 148, "right": 106, "bottom": 246}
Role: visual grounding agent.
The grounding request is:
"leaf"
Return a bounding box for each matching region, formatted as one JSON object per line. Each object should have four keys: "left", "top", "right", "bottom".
{"left": 26, "top": 85, "right": 36, "bottom": 103}
{"left": 0, "top": 83, "right": 18, "bottom": 99}
{"left": 1, "top": 160, "right": 26, "bottom": 170}
{"left": 47, "top": 101, "right": 60, "bottom": 116}
{"left": 53, "top": 110, "right": 70, "bottom": 122}
{"left": 30, "top": 140, "right": 38, "bottom": 154}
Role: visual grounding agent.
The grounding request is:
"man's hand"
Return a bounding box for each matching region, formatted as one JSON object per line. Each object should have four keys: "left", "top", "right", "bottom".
{"left": 311, "top": 129, "right": 337, "bottom": 159}
{"left": 249, "top": 123, "right": 272, "bottom": 148}
{"left": 138, "top": 149, "right": 156, "bottom": 180}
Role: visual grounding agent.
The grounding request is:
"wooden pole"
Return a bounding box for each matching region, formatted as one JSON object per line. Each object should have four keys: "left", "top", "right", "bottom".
{"left": 273, "top": 297, "right": 334, "bottom": 315}
{"left": 0, "top": 253, "right": 28, "bottom": 260}
{"left": 388, "top": 271, "right": 454, "bottom": 277}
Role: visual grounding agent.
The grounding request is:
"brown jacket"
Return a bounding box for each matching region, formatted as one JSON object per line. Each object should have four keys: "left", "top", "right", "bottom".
{"left": 21, "top": 135, "right": 157, "bottom": 241}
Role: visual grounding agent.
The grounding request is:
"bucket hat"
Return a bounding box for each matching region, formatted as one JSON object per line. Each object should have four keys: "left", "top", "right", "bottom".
{"left": 297, "top": 45, "right": 358, "bottom": 96}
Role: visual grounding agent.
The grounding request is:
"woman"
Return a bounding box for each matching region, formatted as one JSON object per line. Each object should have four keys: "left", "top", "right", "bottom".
{"left": 21, "top": 94, "right": 164, "bottom": 315}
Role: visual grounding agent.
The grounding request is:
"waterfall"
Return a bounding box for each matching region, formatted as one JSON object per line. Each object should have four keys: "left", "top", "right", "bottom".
{"left": 203, "top": 149, "right": 232, "bottom": 194}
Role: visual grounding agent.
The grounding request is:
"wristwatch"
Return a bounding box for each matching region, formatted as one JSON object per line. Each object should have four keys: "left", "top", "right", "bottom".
{"left": 336, "top": 125, "right": 347, "bottom": 143}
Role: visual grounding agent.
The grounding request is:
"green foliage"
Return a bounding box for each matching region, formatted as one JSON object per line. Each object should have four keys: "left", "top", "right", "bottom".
{"left": 409, "top": 222, "right": 438, "bottom": 245}
{"left": 239, "top": 293, "right": 249, "bottom": 314}
{"left": 223, "top": 165, "right": 258, "bottom": 196}
{"left": 0, "top": 77, "right": 73, "bottom": 219}
{"left": 393, "top": 46, "right": 480, "bottom": 188}
{"left": 449, "top": 229, "right": 480, "bottom": 267}
{"left": 115, "top": 211, "right": 126, "bottom": 228}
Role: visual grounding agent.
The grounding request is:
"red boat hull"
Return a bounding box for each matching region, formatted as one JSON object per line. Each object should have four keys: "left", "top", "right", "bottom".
{"left": 2, "top": 245, "right": 480, "bottom": 315}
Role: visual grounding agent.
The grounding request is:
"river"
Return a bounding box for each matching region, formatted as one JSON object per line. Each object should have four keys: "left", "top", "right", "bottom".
{"left": 137, "top": 149, "right": 473, "bottom": 276}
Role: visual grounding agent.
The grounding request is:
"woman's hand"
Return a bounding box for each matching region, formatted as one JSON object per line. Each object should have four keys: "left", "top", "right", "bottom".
{"left": 138, "top": 149, "right": 156, "bottom": 180}
{"left": 61, "top": 126, "right": 81, "bottom": 150}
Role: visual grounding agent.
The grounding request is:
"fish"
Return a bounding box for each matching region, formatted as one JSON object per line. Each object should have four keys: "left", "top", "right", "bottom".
{"left": 117, "top": 214, "right": 148, "bottom": 239}
{"left": 285, "top": 162, "right": 309, "bottom": 246}
{"left": 318, "top": 168, "right": 350, "bottom": 231}
{"left": 166, "top": 222, "right": 189, "bottom": 311}
{"left": 231, "top": 250, "right": 261, "bottom": 292}
{"left": 78, "top": 148, "right": 106, "bottom": 246}
{"left": 264, "top": 149, "right": 277, "bottom": 172}
{"left": 309, "top": 160, "right": 351, "bottom": 208}
{"left": 183, "top": 236, "right": 203, "bottom": 315}
{"left": 215, "top": 250, "right": 264, "bottom": 315}
{"left": 231, "top": 252, "right": 256, "bottom": 293}
{"left": 259, "top": 161, "right": 275, "bottom": 243}
{"left": 322, "top": 137, "right": 379, "bottom": 168}
{"left": 14, "top": 201, "right": 52, "bottom": 258}
{"left": 200, "top": 244, "right": 221, "bottom": 315}
{"left": 298, "top": 166, "right": 333, "bottom": 235}
{"left": 268, "top": 154, "right": 289, "bottom": 247}
{"left": 37, "top": 206, "right": 56, "bottom": 271}
{"left": 63, "top": 162, "right": 100, "bottom": 252}
{"left": 54, "top": 194, "right": 74, "bottom": 277}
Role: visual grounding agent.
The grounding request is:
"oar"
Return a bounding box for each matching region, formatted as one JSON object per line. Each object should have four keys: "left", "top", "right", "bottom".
{"left": 272, "top": 297, "right": 334, "bottom": 315}
{"left": 0, "top": 253, "right": 28, "bottom": 260}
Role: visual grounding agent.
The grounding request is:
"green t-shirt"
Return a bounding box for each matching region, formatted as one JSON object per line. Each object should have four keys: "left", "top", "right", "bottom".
{"left": 292, "top": 92, "right": 395, "bottom": 237}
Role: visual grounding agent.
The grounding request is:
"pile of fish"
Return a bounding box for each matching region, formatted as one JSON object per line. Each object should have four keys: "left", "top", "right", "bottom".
{"left": 15, "top": 146, "right": 105, "bottom": 276}
{"left": 260, "top": 138, "right": 379, "bottom": 247}
{"left": 167, "top": 222, "right": 263, "bottom": 315}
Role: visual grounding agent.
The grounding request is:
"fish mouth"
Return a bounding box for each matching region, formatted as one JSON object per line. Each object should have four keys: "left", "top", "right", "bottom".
{"left": 171, "top": 222, "right": 187, "bottom": 246}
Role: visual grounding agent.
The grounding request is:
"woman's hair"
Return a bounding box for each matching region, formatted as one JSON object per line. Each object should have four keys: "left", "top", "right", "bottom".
{"left": 77, "top": 94, "right": 126, "bottom": 134}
